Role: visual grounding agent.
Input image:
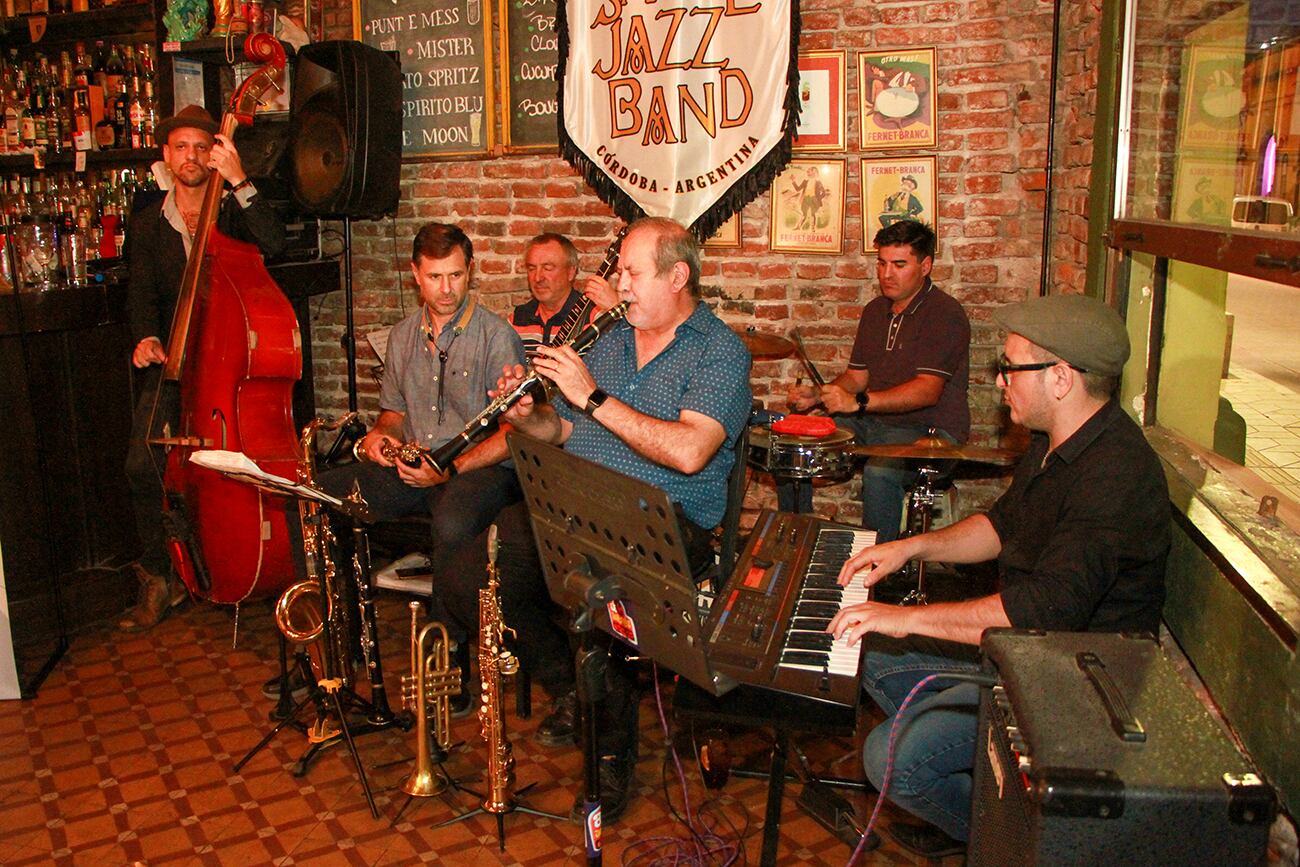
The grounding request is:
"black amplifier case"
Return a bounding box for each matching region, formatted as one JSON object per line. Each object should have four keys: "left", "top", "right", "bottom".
{"left": 968, "top": 630, "right": 1274, "bottom": 866}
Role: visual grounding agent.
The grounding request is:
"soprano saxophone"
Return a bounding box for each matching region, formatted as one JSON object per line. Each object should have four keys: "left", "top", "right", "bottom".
{"left": 479, "top": 524, "right": 520, "bottom": 815}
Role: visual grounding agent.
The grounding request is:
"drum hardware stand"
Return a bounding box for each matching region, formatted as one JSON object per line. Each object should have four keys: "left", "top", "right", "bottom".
{"left": 898, "top": 464, "right": 943, "bottom": 606}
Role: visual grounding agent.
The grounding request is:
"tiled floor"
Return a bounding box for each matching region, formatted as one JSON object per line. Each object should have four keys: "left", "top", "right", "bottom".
{"left": 0, "top": 597, "right": 941, "bottom": 866}
{"left": 1223, "top": 365, "right": 1300, "bottom": 504}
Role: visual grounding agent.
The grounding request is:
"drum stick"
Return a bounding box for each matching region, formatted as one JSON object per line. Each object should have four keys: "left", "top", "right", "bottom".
{"left": 791, "top": 329, "right": 826, "bottom": 388}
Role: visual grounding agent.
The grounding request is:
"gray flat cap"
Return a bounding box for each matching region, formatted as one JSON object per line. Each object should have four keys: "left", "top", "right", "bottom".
{"left": 995, "top": 294, "right": 1130, "bottom": 377}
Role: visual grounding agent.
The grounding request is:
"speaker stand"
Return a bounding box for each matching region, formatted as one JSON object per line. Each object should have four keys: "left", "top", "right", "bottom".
{"left": 342, "top": 216, "right": 359, "bottom": 413}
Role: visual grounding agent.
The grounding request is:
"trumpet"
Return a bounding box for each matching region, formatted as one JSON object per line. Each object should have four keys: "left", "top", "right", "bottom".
{"left": 400, "top": 602, "right": 461, "bottom": 798}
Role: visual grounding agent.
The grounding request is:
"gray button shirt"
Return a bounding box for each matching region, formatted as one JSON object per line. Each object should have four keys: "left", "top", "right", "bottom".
{"left": 380, "top": 296, "right": 525, "bottom": 447}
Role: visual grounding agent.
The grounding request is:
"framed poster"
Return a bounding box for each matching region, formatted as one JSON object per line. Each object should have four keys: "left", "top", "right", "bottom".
{"left": 1171, "top": 157, "right": 1236, "bottom": 226}
{"left": 499, "top": 0, "right": 560, "bottom": 152}
{"left": 703, "top": 210, "right": 742, "bottom": 248}
{"left": 354, "top": 0, "right": 495, "bottom": 159}
{"left": 1180, "top": 46, "right": 1245, "bottom": 151}
{"left": 861, "top": 156, "right": 937, "bottom": 251}
{"left": 858, "top": 47, "right": 937, "bottom": 151}
{"left": 769, "top": 159, "right": 846, "bottom": 254}
{"left": 792, "top": 50, "right": 846, "bottom": 152}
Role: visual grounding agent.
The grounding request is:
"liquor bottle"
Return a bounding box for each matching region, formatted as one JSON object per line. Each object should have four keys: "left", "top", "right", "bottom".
{"left": 129, "top": 77, "right": 145, "bottom": 148}
{"left": 45, "top": 89, "right": 63, "bottom": 156}
{"left": 141, "top": 78, "right": 156, "bottom": 146}
{"left": 18, "top": 70, "right": 34, "bottom": 151}
{"left": 73, "top": 43, "right": 92, "bottom": 89}
{"left": 112, "top": 77, "right": 130, "bottom": 149}
{"left": 91, "top": 42, "right": 108, "bottom": 109}
{"left": 30, "top": 70, "right": 47, "bottom": 150}
{"left": 104, "top": 45, "right": 125, "bottom": 100}
{"left": 72, "top": 87, "right": 92, "bottom": 148}
{"left": 5, "top": 92, "right": 21, "bottom": 154}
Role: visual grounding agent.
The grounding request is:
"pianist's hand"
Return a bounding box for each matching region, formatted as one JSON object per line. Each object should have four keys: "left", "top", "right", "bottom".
{"left": 828, "top": 601, "right": 913, "bottom": 644}
{"left": 836, "top": 537, "right": 913, "bottom": 587}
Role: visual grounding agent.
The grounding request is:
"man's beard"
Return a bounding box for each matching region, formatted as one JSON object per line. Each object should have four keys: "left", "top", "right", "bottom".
{"left": 176, "top": 165, "right": 210, "bottom": 188}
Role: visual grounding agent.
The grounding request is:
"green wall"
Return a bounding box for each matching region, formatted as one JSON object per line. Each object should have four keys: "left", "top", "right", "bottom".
{"left": 1163, "top": 519, "right": 1299, "bottom": 812}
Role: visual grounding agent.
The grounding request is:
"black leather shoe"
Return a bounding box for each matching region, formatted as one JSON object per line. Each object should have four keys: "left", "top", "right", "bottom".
{"left": 886, "top": 821, "right": 965, "bottom": 858}
{"left": 536, "top": 690, "right": 578, "bottom": 746}
{"left": 570, "top": 752, "right": 634, "bottom": 825}
{"left": 261, "top": 671, "right": 311, "bottom": 701}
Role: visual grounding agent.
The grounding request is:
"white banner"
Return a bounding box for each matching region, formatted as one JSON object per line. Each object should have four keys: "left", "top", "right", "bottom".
{"left": 560, "top": 0, "right": 796, "bottom": 234}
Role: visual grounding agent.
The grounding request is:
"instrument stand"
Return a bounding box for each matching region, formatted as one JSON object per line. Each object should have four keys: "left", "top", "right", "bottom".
{"left": 233, "top": 662, "right": 401, "bottom": 819}
{"left": 388, "top": 739, "right": 484, "bottom": 826}
{"left": 268, "top": 634, "right": 313, "bottom": 726}
{"left": 428, "top": 726, "right": 566, "bottom": 851}
{"left": 205, "top": 471, "right": 403, "bottom": 820}
{"left": 898, "top": 464, "right": 943, "bottom": 606}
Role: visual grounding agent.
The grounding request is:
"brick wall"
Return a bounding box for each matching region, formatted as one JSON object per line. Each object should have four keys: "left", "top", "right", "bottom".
{"left": 1049, "top": 0, "right": 1102, "bottom": 294}
{"left": 308, "top": 0, "right": 1064, "bottom": 527}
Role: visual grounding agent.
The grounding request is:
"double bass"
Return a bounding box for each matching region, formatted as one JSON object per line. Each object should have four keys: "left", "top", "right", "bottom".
{"left": 158, "top": 35, "right": 300, "bottom": 604}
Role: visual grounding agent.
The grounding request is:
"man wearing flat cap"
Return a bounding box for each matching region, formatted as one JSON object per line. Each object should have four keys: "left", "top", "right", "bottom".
{"left": 121, "top": 104, "right": 286, "bottom": 632}
{"left": 827, "top": 294, "right": 1170, "bottom": 859}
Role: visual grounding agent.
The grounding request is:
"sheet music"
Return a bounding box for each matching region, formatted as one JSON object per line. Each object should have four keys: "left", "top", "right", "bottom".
{"left": 365, "top": 326, "right": 392, "bottom": 365}
{"left": 188, "top": 450, "right": 344, "bottom": 506}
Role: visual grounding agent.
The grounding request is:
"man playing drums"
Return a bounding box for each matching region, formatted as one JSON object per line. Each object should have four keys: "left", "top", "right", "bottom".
{"left": 784, "top": 221, "right": 970, "bottom": 540}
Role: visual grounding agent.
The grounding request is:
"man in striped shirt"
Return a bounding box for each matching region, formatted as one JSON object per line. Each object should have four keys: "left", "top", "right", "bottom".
{"left": 508, "top": 233, "right": 618, "bottom": 356}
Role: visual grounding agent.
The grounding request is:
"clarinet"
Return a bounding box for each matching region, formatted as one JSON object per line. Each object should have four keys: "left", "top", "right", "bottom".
{"left": 417, "top": 300, "right": 630, "bottom": 473}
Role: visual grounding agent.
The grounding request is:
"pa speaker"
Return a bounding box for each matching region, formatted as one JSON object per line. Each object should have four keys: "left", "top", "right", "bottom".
{"left": 290, "top": 41, "right": 401, "bottom": 219}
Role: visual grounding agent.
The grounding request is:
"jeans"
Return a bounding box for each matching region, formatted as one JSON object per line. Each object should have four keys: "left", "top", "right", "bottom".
{"left": 317, "top": 461, "right": 521, "bottom": 583}
{"left": 860, "top": 634, "right": 982, "bottom": 841}
{"left": 777, "top": 416, "right": 952, "bottom": 541}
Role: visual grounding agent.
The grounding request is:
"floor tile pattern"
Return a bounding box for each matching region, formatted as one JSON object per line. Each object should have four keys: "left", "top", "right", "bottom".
{"left": 1224, "top": 366, "right": 1300, "bottom": 504}
{"left": 0, "top": 597, "right": 941, "bottom": 866}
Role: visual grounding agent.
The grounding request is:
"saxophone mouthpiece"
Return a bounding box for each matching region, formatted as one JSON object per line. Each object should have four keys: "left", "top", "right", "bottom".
{"left": 487, "top": 524, "right": 499, "bottom": 566}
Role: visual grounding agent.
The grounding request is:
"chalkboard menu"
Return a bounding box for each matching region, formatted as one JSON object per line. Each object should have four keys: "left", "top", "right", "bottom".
{"left": 354, "top": 0, "right": 496, "bottom": 159}
{"left": 498, "top": 0, "right": 560, "bottom": 152}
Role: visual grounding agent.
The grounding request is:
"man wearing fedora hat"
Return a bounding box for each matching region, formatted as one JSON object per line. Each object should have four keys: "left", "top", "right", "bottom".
{"left": 121, "top": 103, "right": 286, "bottom": 632}
{"left": 827, "top": 294, "right": 1171, "bottom": 858}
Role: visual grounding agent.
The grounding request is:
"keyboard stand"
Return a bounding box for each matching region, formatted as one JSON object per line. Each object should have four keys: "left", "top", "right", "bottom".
{"left": 672, "top": 681, "right": 862, "bottom": 866}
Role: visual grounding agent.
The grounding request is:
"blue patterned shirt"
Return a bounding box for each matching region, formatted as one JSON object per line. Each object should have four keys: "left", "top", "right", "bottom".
{"left": 555, "top": 302, "right": 752, "bottom": 528}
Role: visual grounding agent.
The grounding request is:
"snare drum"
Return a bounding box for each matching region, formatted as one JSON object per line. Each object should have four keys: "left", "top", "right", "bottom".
{"left": 747, "top": 424, "right": 855, "bottom": 479}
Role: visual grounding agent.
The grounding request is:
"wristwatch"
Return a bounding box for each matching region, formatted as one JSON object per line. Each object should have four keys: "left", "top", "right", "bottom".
{"left": 584, "top": 388, "right": 609, "bottom": 415}
{"left": 857, "top": 391, "right": 869, "bottom": 412}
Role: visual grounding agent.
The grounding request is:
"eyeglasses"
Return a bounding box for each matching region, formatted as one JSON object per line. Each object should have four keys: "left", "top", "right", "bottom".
{"left": 994, "top": 354, "right": 1088, "bottom": 380}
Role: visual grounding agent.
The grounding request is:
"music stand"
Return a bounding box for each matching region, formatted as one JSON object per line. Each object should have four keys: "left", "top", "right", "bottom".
{"left": 507, "top": 433, "right": 737, "bottom": 866}
{"left": 191, "top": 452, "right": 397, "bottom": 819}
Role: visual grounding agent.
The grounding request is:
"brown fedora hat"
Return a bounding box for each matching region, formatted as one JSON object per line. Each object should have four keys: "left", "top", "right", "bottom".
{"left": 154, "top": 104, "right": 220, "bottom": 144}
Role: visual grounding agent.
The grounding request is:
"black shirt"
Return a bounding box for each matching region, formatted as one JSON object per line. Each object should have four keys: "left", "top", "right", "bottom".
{"left": 986, "top": 400, "right": 1170, "bottom": 634}
{"left": 126, "top": 190, "right": 286, "bottom": 347}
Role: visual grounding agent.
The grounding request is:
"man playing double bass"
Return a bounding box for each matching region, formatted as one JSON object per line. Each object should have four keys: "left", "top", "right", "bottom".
{"left": 122, "top": 104, "right": 285, "bottom": 632}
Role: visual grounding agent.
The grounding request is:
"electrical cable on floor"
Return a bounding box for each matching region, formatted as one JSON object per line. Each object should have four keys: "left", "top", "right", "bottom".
{"left": 619, "top": 666, "right": 746, "bottom": 866}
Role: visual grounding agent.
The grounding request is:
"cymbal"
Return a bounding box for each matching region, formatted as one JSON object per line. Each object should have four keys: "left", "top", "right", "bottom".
{"left": 734, "top": 327, "right": 795, "bottom": 360}
{"left": 851, "top": 435, "right": 1022, "bottom": 466}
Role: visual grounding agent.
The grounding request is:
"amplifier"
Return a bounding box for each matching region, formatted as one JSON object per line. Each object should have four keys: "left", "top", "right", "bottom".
{"left": 968, "top": 630, "right": 1274, "bottom": 867}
